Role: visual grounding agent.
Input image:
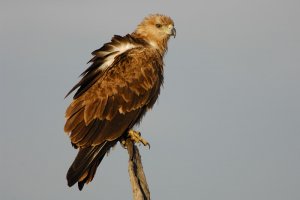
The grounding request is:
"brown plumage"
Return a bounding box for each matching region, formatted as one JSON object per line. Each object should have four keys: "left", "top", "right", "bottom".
{"left": 64, "top": 14, "right": 175, "bottom": 190}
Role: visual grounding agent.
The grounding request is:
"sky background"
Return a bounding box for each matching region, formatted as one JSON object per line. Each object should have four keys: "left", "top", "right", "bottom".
{"left": 1, "top": 0, "right": 300, "bottom": 199}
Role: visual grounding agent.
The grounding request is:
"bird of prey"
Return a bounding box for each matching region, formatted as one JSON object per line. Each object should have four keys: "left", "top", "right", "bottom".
{"left": 64, "top": 14, "right": 176, "bottom": 190}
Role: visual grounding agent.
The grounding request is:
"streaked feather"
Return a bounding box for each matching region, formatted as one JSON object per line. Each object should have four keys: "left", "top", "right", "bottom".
{"left": 64, "top": 14, "right": 174, "bottom": 190}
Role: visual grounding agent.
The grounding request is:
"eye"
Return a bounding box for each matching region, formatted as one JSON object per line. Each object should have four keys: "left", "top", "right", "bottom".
{"left": 155, "top": 23, "right": 162, "bottom": 28}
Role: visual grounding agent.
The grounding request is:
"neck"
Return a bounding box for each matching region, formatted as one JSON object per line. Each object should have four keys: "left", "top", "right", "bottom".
{"left": 131, "top": 32, "right": 169, "bottom": 56}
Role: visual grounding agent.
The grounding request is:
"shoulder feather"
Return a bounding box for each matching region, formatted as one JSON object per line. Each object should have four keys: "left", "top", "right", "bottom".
{"left": 66, "top": 35, "right": 148, "bottom": 99}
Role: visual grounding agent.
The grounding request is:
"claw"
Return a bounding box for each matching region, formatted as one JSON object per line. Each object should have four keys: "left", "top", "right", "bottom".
{"left": 127, "top": 129, "right": 150, "bottom": 149}
{"left": 120, "top": 139, "right": 127, "bottom": 149}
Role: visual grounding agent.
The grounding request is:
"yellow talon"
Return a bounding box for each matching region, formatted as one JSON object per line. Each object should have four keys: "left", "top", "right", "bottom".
{"left": 127, "top": 129, "right": 150, "bottom": 149}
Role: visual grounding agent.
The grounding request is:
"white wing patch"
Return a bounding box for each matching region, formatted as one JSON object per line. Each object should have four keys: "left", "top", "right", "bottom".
{"left": 99, "top": 43, "right": 137, "bottom": 71}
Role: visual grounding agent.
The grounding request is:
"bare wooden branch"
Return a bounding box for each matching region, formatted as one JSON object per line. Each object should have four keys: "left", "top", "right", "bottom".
{"left": 126, "top": 138, "right": 151, "bottom": 200}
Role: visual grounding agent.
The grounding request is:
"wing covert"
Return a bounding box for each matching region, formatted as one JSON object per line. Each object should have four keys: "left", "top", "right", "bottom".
{"left": 65, "top": 46, "right": 163, "bottom": 147}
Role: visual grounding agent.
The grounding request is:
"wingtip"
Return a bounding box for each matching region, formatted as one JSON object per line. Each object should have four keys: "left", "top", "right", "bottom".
{"left": 67, "top": 179, "right": 75, "bottom": 188}
{"left": 66, "top": 168, "right": 77, "bottom": 188}
{"left": 78, "top": 182, "right": 84, "bottom": 191}
{"left": 67, "top": 174, "right": 85, "bottom": 191}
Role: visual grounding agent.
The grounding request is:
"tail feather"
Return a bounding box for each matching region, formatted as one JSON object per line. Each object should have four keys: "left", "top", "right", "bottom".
{"left": 67, "top": 141, "right": 116, "bottom": 190}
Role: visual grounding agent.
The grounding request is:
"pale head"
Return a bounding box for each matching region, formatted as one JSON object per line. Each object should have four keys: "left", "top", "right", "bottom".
{"left": 133, "top": 14, "right": 176, "bottom": 54}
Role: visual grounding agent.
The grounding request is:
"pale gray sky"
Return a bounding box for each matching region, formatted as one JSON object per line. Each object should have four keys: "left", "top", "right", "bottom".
{"left": 1, "top": 0, "right": 300, "bottom": 199}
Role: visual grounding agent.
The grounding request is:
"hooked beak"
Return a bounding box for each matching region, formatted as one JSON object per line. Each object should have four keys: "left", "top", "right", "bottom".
{"left": 171, "top": 27, "right": 176, "bottom": 38}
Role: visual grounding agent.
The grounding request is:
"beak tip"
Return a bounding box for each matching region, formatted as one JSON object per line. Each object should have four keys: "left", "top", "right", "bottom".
{"left": 172, "top": 27, "right": 176, "bottom": 38}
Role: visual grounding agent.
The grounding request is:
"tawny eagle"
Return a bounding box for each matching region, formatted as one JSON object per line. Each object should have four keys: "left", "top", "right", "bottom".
{"left": 64, "top": 14, "right": 175, "bottom": 190}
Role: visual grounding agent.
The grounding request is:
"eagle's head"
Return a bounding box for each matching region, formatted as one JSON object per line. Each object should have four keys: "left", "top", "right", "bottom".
{"left": 134, "top": 14, "right": 176, "bottom": 54}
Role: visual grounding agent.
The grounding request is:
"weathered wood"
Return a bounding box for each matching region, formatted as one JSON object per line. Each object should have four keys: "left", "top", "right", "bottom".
{"left": 126, "top": 139, "right": 150, "bottom": 200}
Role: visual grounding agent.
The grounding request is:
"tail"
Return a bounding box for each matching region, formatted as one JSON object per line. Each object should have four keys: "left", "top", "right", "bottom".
{"left": 67, "top": 141, "right": 117, "bottom": 190}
